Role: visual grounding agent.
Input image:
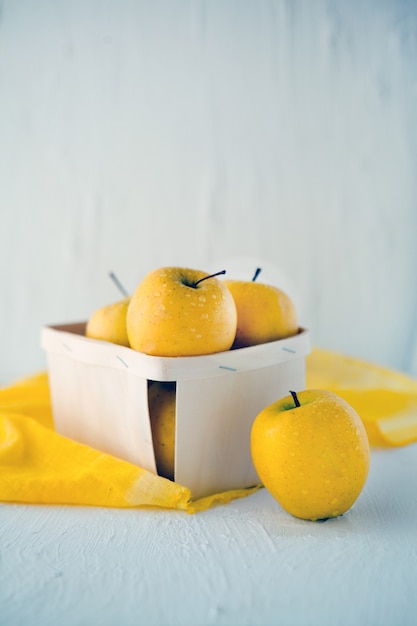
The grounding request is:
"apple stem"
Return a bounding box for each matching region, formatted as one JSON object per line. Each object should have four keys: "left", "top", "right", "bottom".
{"left": 252, "top": 267, "right": 262, "bottom": 282}
{"left": 193, "top": 270, "right": 226, "bottom": 288}
{"left": 109, "top": 271, "right": 129, "bottom": 297}
{"left": 290, "top": 390, "right": 301, "bottom": 408}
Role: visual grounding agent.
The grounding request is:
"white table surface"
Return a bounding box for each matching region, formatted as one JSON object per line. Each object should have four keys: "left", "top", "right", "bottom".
{"left": 1, "top": 444, "right": 416, "bottom": 626}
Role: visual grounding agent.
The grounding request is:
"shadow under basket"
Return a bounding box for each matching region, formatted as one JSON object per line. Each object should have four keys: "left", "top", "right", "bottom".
{"left": 41, "top": 323, "right": 311, "bottom": 500}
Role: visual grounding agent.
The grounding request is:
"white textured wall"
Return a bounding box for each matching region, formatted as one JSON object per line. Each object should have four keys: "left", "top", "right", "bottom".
{"left": 1, "top": 0, "right": 417, "bottom": 385}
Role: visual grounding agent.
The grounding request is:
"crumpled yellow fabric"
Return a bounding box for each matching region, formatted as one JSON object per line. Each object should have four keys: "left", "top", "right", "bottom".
{"left": 306, "top": 348, "right": 417, "bottom": 447}
{"left": 1, "top": 348, "right": 416, "bottom": 512}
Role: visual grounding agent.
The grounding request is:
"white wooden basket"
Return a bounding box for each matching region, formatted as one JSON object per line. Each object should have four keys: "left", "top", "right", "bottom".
{"left": 41, "top": 323, "right": 310, "bottom": 499}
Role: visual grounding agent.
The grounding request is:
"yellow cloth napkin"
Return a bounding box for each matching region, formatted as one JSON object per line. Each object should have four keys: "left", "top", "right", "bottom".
{"left": 0, "top": 372, "right": 260, "bottom": 512}
{"left": 1, "top": 348, "right": 417, "bottom": 512}
{"left": 306, "top": 348, "right": 417, "bottom": 447}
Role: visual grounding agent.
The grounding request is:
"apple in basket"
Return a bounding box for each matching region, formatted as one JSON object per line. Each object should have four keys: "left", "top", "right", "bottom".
{"left": 126, "top": 267, "right": 238, "bottom": 357}
{"left": 223, "top": 268, "right": 299, "bottom": 349}
{"left": 148, "top": 381, "right": 176, "bottom": 481}
{"left": 86, "top": 297, "right": 131, "bottom": 347}
{"left": 85, "top": 272, "right": 131, "bottom": 347}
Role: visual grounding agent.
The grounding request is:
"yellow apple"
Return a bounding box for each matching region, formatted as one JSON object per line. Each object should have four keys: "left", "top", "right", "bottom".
{"left": 223, "top": 268, "right": 298, "bottom": 349}
{"left": 126, "top": 267, "right": 237, "bottom": 356}
{"left": 250, "top": 389, "right": 371, "bottom": 521}
{"left": 86, "top": 297, "right": 131, "bottom": 347}
{"left": 148, "top": 381, "right": 176, "bottom": 481}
